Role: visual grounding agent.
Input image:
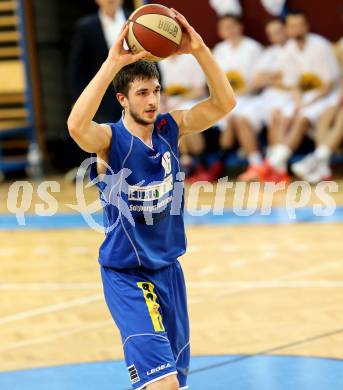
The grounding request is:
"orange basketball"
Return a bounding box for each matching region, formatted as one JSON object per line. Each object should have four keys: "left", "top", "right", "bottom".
{"left": 126, "top": 4, "right": 182, "bottom": 62}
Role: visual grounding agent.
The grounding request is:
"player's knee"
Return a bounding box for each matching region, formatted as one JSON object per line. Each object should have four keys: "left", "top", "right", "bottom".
{"left": 146, "top": 373, "right": 179, "bottom": 390}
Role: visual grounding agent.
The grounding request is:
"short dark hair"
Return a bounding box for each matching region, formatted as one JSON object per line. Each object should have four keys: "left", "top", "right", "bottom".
{"left": 113, "top": 60, "right": 161, "bottom": 96}
{"left": 266, "top": 16, "right": 285, "bottom": 25}
{"left": 286, "top": 9, "right": 306, "bottom": 18}
{"left": 218, "top": 13, "right": 242, "bottom": 24}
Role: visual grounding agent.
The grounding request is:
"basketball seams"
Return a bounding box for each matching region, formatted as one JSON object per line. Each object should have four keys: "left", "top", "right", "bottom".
{"left": 131, "top": 19, "right": 179, "bottom": 49}
{"left": 129, "top": 4, "right": 175, "bottom": 21}
{"left": 126, "top": 5, "right": 181, "bottom": 60}
{"left": 134, "top": 14, "right": 181, "bottom": 44}
{"left": 127, "top": 21, "right": 163, "bottom": 61}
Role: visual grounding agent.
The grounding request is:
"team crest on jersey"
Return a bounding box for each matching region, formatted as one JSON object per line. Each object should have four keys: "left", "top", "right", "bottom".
{"left": 162, "top": 151, "right": 172, "bottom": 177}
{"left": 156, "top": 118, "right": 167, "bottom": 132}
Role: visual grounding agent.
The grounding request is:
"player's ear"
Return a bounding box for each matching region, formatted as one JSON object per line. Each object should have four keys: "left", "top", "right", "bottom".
{"left": 116, "top": 92, "right": 127, "bottom": 108}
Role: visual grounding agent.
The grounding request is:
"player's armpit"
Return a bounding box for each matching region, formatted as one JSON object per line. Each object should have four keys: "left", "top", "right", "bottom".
{"left": 68, "top": 121, "right": 112, "bottom": 153}
{"left": 171, "top": 98, "right": 235, "bottom": 138}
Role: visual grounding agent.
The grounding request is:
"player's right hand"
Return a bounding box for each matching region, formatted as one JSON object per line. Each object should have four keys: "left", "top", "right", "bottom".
{"left": 107, "top": 24, "right": 149, "bottom": 68}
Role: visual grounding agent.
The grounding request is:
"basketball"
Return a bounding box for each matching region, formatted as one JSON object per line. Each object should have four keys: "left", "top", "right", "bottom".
{"left": 126, "top": 4, "right": 182, "bottom": 62}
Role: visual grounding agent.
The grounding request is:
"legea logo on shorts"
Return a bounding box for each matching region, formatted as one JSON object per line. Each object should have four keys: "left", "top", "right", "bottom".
{"left": 147, "top": 362, "right": 171, "bottom": 376}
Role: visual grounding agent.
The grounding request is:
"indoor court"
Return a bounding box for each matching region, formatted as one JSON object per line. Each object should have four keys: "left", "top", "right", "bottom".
{"left": 1, "top": 0, "right": 343, "bottom": 388}
{"left": 1, "top": 179, "right": 343, "bottom": 389}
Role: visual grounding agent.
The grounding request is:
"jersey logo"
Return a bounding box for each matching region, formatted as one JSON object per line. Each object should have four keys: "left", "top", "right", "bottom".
{"left": 128, "top": 364, "right": 140, "bottom": 384}
{"left": 147, "top": 363, "right": 172, "bottom": 376}
{"left": 162, "top": 151, "right": 172, "bottom": 177}
{"left": 156, "top": 118, "right": 167, "bottom": 132}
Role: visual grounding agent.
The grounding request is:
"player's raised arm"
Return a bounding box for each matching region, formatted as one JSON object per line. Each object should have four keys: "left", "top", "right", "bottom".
{"left": 67, "top": 24, "right": 149, "bottom": 153}
{"left": 169, "top": 9, "right": 236, "bottom": 138}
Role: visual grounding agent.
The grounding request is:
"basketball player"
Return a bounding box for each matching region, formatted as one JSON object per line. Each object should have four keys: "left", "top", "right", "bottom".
{"left": 67, "top": 9, "right": 235, "bottom": 390}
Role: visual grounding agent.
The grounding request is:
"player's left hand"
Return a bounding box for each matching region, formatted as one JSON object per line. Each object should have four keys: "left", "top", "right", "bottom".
{"left": 171, "top": 9, "right": 206, "bottom": 55}
{"left": 107, "top": 24, "right": 150, "bottom": 68}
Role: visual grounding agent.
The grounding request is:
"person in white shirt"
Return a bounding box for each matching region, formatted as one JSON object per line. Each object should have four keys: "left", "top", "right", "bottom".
{"left": 98, "top": 0, "right": 127, "bottom": 49}
{"left": 212, "top": 14, "right": 263, "bottom": 177}
{"left": 261, "top": 10, "right": 341, "bottom": 183}
{"left": 233, "top": 18, "right": 289, "bottom": 181}
{"left": 291, "top": 17, "right": 343, "bottom": 184}
{"left": 159, "top": 54, "right": 207, "bottom": 179}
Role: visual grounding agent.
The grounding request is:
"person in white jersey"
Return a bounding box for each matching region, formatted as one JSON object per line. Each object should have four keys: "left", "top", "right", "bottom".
{"left": 159, "top": 54, "right": 207, "bottom": 179}
{"left": 233, "top": 18, "right": 289, "bottom": 181}
{"left": 260, "top": 10, "right": 341, "bottom": 183}
{"left": 212, "top": 14, "right": 263, "bottom": 172}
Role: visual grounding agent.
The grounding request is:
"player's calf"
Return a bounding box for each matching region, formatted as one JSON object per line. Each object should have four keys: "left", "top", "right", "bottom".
{"left": 146, "top": 373, "right": 179, "bottom": 390}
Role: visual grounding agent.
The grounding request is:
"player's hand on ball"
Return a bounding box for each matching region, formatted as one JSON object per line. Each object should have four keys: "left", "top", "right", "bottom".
{"left": 171, "top": 8, "right": 205, "bottom": 55}
{"left": 108, "top": 24, "right": 149, "bottom": 67}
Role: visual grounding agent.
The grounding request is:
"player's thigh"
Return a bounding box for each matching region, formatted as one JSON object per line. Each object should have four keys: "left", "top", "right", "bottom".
{"left": 101, "top": 266, "right": 178, "bottom": 389}
{"left": 145, "top": 373, "right": 179, "bottom": 390}
{"left": 101, "top": 266, "right": 169, "bottom": 336}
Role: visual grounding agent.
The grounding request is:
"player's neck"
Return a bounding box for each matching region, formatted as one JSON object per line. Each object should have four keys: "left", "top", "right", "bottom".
{"left": 123, "top": 114, "right": 154, "bottom": 147}
{"left": 295, "top": 35, "right": 307, "bottom": 50}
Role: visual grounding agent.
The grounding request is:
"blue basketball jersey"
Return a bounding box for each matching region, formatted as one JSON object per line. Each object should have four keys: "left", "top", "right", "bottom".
{"left": 90, "top": 113, "right": 187, "bottom": 270}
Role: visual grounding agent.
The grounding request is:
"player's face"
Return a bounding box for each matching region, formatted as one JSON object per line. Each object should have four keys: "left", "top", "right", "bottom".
{"left": 266, "top": 21, "right": 287, "bottom": 45}
{"left": 286, "top": 15, "right": 308, "bottom": 40}
{"left": 218, "top": 17, "right": 242, "bottom": 41}
{"left": 126, "top": 78, "right": 161, "bottom": 126}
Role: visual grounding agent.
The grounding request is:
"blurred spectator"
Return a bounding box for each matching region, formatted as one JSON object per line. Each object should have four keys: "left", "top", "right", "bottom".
{"left": 261, "top": 10, "right": 341, "bottom": 183}
{"left": 291, "top": 12, "right": 343, "bottom": 183}
{"left": 234, "top": 18, "right": 289, "bottom": 181}
{"left": 291, "top": 91, "right": 343, "bottom": 183}
{"left": 213, "top": 14, "right": 263, "bottom": 175}
{"left": 68, "top": 0, "right": 131, "bottom": 123}
{"left": 159, "top": 54, "right": 207, "bottom": 179}
{"left": 261, "top": 0, "right": 287, "bottom": 16}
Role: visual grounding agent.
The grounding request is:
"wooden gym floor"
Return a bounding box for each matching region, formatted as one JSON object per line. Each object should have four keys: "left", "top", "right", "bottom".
{"left": 0, "top": 177, "right": 342, "bottom": 388}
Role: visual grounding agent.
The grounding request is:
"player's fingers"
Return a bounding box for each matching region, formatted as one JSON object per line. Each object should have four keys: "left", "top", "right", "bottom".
{"left": 171, "top": 8, "right": 190, "bottom": 27}
{"left": 115, "top": 24, "right": 129, "bottom": 47}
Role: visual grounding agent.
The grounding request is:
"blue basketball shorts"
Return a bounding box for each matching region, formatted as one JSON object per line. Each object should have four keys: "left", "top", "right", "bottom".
{"left": 101, "top": 260, "right": 190, "bottom": 389}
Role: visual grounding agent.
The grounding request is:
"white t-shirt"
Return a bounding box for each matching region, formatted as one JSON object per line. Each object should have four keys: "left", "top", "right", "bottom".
{"left": 99, "top": 8, "right": 126, "bottom": 49}
{"left": 281, "top": 33, "right": 341, "bottom": 89}
{"left": 159, "top": 54, "right": 206, "bottom": 95}
{"left": 254, "top": 44, "right": 285, "bottom": 74}
{"left": 212, "top": 37, "right": 263, "bottom": 91}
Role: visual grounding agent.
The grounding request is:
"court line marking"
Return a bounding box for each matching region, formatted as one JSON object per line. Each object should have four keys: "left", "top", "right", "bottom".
{"left": 0, "top": 320, "right": 113, "bottom": 353}
{"left": 3, "top": 279, "right": 343, "bottom": 291}
{"left": 0, "top": 259, "right": 341, "bottom": 355}
{"left": 188, "top": 327, "right": 343, "bottom": 375}
{"left": 188, "top": 281, "right": 343, "bottom": 288}
{"left": 216, "top": 258, "right": 343, "bottom": 297}
{"left": 0, "top": 283, "right": 101, "bottom": 290}
{"left": 0, "top": 294, "right": 102, "bottom": 325}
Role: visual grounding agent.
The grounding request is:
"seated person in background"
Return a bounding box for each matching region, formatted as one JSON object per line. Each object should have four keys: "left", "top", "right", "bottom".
{"left": 212, "top": 14, "right": 263, "bottom": 176}
{"left": 291, "top": 26, "right": 343, "bottom": 183}
{"left": 159, "top": 54, "right": 207, "bottom": 179}
{"left": 261, "top": 10, "right": 341, "bottom": 183}
{"left": 234, "top": 18, "right": 289, "bottom": 181}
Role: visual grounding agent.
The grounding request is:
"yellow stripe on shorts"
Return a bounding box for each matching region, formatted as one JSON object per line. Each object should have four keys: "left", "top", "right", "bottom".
{"left": 137, "top": 282, "right": 165, "bottom": 332}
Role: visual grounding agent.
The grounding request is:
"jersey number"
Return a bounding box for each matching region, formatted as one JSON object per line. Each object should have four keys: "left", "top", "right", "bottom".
{"left": 137, "top": 282, "right": 165, "bottom": 332}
